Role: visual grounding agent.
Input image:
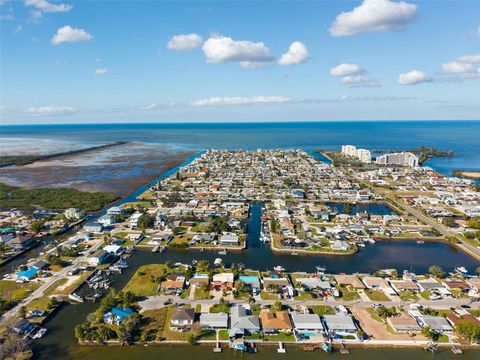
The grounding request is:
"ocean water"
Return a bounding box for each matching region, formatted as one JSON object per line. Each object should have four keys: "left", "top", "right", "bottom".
{"left": 1, "top": 121, "right": 480, "bottom": 175}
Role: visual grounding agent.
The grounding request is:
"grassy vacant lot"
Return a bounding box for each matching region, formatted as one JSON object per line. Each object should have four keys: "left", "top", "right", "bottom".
{"left": 336, "top": 284, "right": 360, "bottom": 301}
{"left": 398, "top": 291, "right": 419, "bottom": 302}
{"left": 365, "top": 289, "right": 390, "bottom": 302}
{"left": 209, "top": 302, "right": 230, "bottom": 313}
{"left": 141, "top": 308, "right": 169, "bottom": 340}
{"left": 123, "top": 264, "right": 169, "bottom": 297}
{"left": 309, "top": 305, "right": 335, "bottom": 316}
{"left": 260, "top": 291, "right": 278, "bottom": 300}
{"left": 194, "top": 286, "right": 211, "bottom": 300}
{"left": 0, "top": 183, "right": 118, "bottom": 211}
{"left": 0, "top": 280, "right": 40, "bottom": 303}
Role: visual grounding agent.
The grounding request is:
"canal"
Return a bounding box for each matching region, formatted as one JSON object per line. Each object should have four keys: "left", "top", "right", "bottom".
{"left": 17, "top": 152, "right": 480, "bottom": 359}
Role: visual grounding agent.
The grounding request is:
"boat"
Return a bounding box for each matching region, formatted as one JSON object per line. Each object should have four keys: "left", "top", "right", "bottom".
{"left": 416, "top": 240, "right": 425, "bottom": 244}
{"left": 274, "top": 265, "right": 285, "bottom": 272}
{"left": 152, "top": 245, "right": 160, "bottom": 253}
{"left": 218, "top": 249, "right": 227, "bottom": 255}
{"left": 455, "top": 266, "right": 468, "bottom": 274}
{"left": 357, "top": 243, "right": 366, "bottom": 248}
{"left": 316, "top": 266, "right": 326, "bottom": 274}
{"left": 322, "top": 342, "right": 332, "bottom": 352}
{"left": 30, "top": 327, "right": 47, "bottom": 339}
{"left": 214, "top": 258, "right": 223, "bottom": 267}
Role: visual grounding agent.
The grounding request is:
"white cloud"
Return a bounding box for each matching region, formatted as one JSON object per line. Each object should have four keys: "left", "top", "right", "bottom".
{"left": 239, "top": 61, "right": 266, "bottom": 70}
{"left": 329, "top": 63, "right": 363, "bottom": 76}
{"left": 190, "top": 96, "right": 291, "bottom": 107}
{"left": 51, "top": 25, "right": 93, "bottom": 44}
{"left": 456, "top": 54, "right": 480, "bottom": 64}
{"left": 278, "top": 41, "right": 309, "bottom": 65}
{"left": 202, "top": 36, "right": 274, "bottom": 65}
{"left": 398, "top": 70, "right": 432, "bottom": 85}
{"left": 329, "top": 0, "right": 417, "bottom": 37}
{"left": 442, "top": 61, "right": 477, "bottom": 74}
{"left": 23, "top": 106, "right": 75, "bottom": 115}
{"left": 340, "top": 75, "right": 380, "bottom": 87}
{"left": 139, "top": 102, "right": 159, "bottom": 110}
{"left": 167, "top": 33, "right": 204, "bottom": 51}
{"left": 25, "top": 0, "right": 72, "bottom": 13}
{"left": 94, "top": 68, "right": 108, "bottom": 76}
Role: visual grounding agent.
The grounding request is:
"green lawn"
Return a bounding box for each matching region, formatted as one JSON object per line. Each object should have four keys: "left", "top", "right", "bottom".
{"left": 0, "top": 280, "right": 40, "bottom": 302}
{"left": 123, "top": 264, "right": 169, "bottom": 296}
{"left": 398, "top": 291, "right": 419, "bottom": 302}
{"left": 365, "top": 289, "right": 390, "bottom": 302}
{"left": 309, "top": 305, "right": 335, "bottom": 316}
{"left": 263, "top": 332, "right": 295, "bottom": 342}
{"left": 336, "top": 285, "right": 360, "bottom": 301}
{"left": 260, "top": 291, "right": 279, "bottom": 300}
{"left": 209, "top": 303, "right": 230, "bottom": 314}
{"left": 293, "top": 291, "right": 315, "bottom": 301}
{"left": 419, "top": 290, "right": 432, "bottom": 300}
{"left": 43, "top": 278, "right": 68, "bottom": 296}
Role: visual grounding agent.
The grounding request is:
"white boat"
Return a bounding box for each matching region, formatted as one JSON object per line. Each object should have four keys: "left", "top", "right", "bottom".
{"left": 368, "top": 238, "right": 376, "bottom": 244}
{"left": 316, "top": 266, "right": 326, "bottom": 273}
{"left": 218, "top": 249, "right": 227, "bottom": 255}
{"left": 31, "top": 327, "right": 47, "bottom": 339}
{"left": 274, "top": 265, "right": 285, "bottom": 272}
{"left": 455, "top": 266, "right": 468, "bottom": 274}
{"left": 214, "top": 258, "right": 223, "bottom": 267}
{"left": 357, "top": 243, "right": 366, "bottom": 248}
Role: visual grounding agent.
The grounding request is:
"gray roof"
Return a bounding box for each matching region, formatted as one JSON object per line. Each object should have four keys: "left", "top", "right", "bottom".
{"left": 323, "top": 314, "right": 357, "bottom": 331}
{"left": 200, "top": 312, "right": 228, "bottom": 328}
{"left": 291, "top": 312, "right": 324, "bottom": 330}
{"left": 421, "top": 316, "right": 452, "bottom": 332}
{"left": 229, "top": 305, "right": 260, "bottom": 336}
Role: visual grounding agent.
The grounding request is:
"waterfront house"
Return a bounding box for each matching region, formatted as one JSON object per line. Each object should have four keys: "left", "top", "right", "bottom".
{"left": 417, "top": 315, "right": 453, "bottom": 333}
{"left": 386, "top": 315, "right": 421, "bottom": 333}
{"left": 362, "top": 276, "right": 396, "bottom": 296}
{"left": 323, "top": 314, "right": 357, "bottom": 337}
{"left": 83, "top": 222, "right": 103, "bottom": 233}
{"left": 334, "top": 274, "right": 365, "bottom": 289}
{"left": 170, "top": 308, "right": 195, "bottom": 331}
{"left": 103, "top": 307, "right": 133, "bottom": 325}
{"left": 466, "top": 277, "right": 480, "bottom": 297}
{"left": 10, "top": 234, "right": 34, "bottom": 250}
{"left": 446, "top": 313, "right": 480, "bottom": 328}
{"left": 88, "top": 250, "right": 109, "bottom": 266}
{"left": 103, "top": 244, "right": 123, "bottom": 255}
{"left": 259, "top": 311, "right": 293, "bottom": 334}
{"left": 98, "top": 214, "right": 116, "bottom": 227}
{"left": 290, "top": 312, "right": 324, "bottom": 335}
{"left": 64, "top": 208, "right": 84, "bottom": 220}
{"left": 160, "top": 274, "right": 185, "bottom": 295}
{"left": 189, "top": 273, "right": 210, "bottom": 287}
{"left": 295, "top": 277, "right": 331, "bottom": 291}
{"left": 12, "top": 319, "right": 34, "bottom": 335}
{"left": 219, "top": 233, "right": 239, "bottom": 246}
{"left": 212, "top": 273, "right": 234, "bottom": 290}
{"left": 389, "top": 280, "right": 419, "bottom": 293}
{"left": 238, "top": 275, "right": 261, "bottom": 295}
{"left": 106, "top": 206, "right": 125, "bottom": 216}
{"left": 200, "top": 312, "right": 229, "bottom": 330}
{"left": 16, "top": 267, "right": 39, "bottom": 281}
{"left": 30, "top": 259, "right": 49, "bottom": 271}
{"left": 229, "top": 305, "right": 260, "bottom": 338}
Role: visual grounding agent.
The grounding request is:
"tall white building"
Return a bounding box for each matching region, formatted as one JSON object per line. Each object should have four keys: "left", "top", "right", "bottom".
{"left": 341, "top": 145, "right": 371, "bottom": 163}
{"left": 375, "top": 152, "right": 419, "bottom": 167}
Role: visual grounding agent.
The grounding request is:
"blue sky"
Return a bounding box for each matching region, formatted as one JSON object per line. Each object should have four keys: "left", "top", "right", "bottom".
{"left": 1, "top": 0, "right": 479, "bottom": 124}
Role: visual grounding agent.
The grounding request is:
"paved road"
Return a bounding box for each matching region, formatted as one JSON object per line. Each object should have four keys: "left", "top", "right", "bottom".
{"left": 138, "top": 294, "right": 480, "bottom": 312}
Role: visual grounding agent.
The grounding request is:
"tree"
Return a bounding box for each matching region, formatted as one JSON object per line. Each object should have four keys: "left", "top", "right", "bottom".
{"left": 442, "top": 217, "right": 456, "bottom": 228}
{"left": 421, "top": 326, "right": 438, "bottom": 341}
{"left": 272, "top": 301, "right": 283, "bottom": 312}
{"left": 343, "top": 203, "right": 352, "bottom": 215}
{"left": 137, "top": 213, "right": 155, "bottom": 229}
{"left": 466, "top": 217, "right": 480, "bottom": 230}
{"left": 0, "top": 326, "right": 31, "bottom": 359}
{"left": 428, "top": 265, "right": 446, "bottom": 279}
{"left": 187, "top": 333, "right": 197, "bottom": 345}
{"left": 455, "top": 321, "right": 480, "bottom": 343}
{"left": 30, "top": 219, "right": 46, "bottom": 234}
{"left": 47, "top": 297, "right": 60, "bottom": 311}
{"left": 18, "top": 306, "right": 26, "bottom": 319}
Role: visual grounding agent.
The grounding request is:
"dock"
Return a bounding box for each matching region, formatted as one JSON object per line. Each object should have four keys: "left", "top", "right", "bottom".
{"left": 277, "top": 342, "right": 286, "bottom": 353}
{"left": 451, "top": 345, "right": 463, "bottom": 354}
{"left": 339, "top": 342, "right": 349, "bottom": 354}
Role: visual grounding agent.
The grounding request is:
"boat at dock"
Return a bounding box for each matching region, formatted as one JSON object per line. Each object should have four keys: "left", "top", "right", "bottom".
{"left": 316, "top": 266, "right": 326, "bottom": 274}
{"left": 218, "top": 249, "right": 227, "bottom": 255}
{"left": 274, "top": 265, "right": 285, "bottom": 272}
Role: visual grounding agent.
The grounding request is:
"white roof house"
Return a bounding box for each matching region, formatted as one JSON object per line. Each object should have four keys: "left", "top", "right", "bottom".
{"left": 323, "top": 314, "right": 357, "bottom": 333}
{"left": 199, "top": 313, "right": 229, "bottom": 329}
{"left": 212, "top": 273, "right": 234, "bottom": 284}
{"left": 290, "top": 312, "right": 324, "bottom": 331}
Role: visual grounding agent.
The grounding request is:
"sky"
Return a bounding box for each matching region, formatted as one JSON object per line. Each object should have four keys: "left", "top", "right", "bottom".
{"left": 0, "top": 0, "right": 479, "bottom": 124}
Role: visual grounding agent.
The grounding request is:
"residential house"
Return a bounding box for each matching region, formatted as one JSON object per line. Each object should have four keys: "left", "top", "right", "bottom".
{"left": 362, "top": 276, "right": 396, "bottom": 296}
{"left": 386, "top": 315, "right": 421, "bottom": 333}
{"left": 290, "top": 312, "right": 324, "bottom": 336}
{"left": 259, "top": 311, "right": 293, "bottom": 334}
{"left": 229, "top": 305, "right": 260, "bottom": 338}
{"left": 88, "top": 250, "right": 109, "bottom": 266}
{"left": 170, "top": 308, "right": 195, "bottom": 331}
{"left": 98, "top": 214, "right": 116, "bottom": 227}
{"left": 323, "top": 314, "right": 357, "bottom": 337}
{"left": 219, "top": 233, "right": 239, "bottom": 246}
{"left": 334, "top": 274, "right": 365, "bottom": 289}
{"left": 212, "top": 273, "right": 234, "bottom": 290}
{"left": 103, "top": 307, "right": 133, "bottom": 325}
{"left": 161, "top": 274, "right": 185, "bottom": 295}
{"left": 83, "top": 222, "right": 103, "bottom": 233}
{"left": 64, "top": 208, "right": 84, "bottom": 220}
{"left": 129, "top": 212, "right": 143, "bottom": 229}
{"left": 417, "top": 315, "right": 453, "bottom": 333}
{"left": 106, "top": 206, "right": 125, "bottom": 216}
{"left": 238, "top": 275, "right": 261, "bottom": 295}
{"left": 189, "top": 273, "right": 210, "bottom": 287}
{"left": 10, "top": 234, "right": 35, "bottom": 250}
{"left": 200, "top": 312, "right": 229, "bottom": 330}
{"left": 103, "top": 244, "right": 123, "bottom": 255}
